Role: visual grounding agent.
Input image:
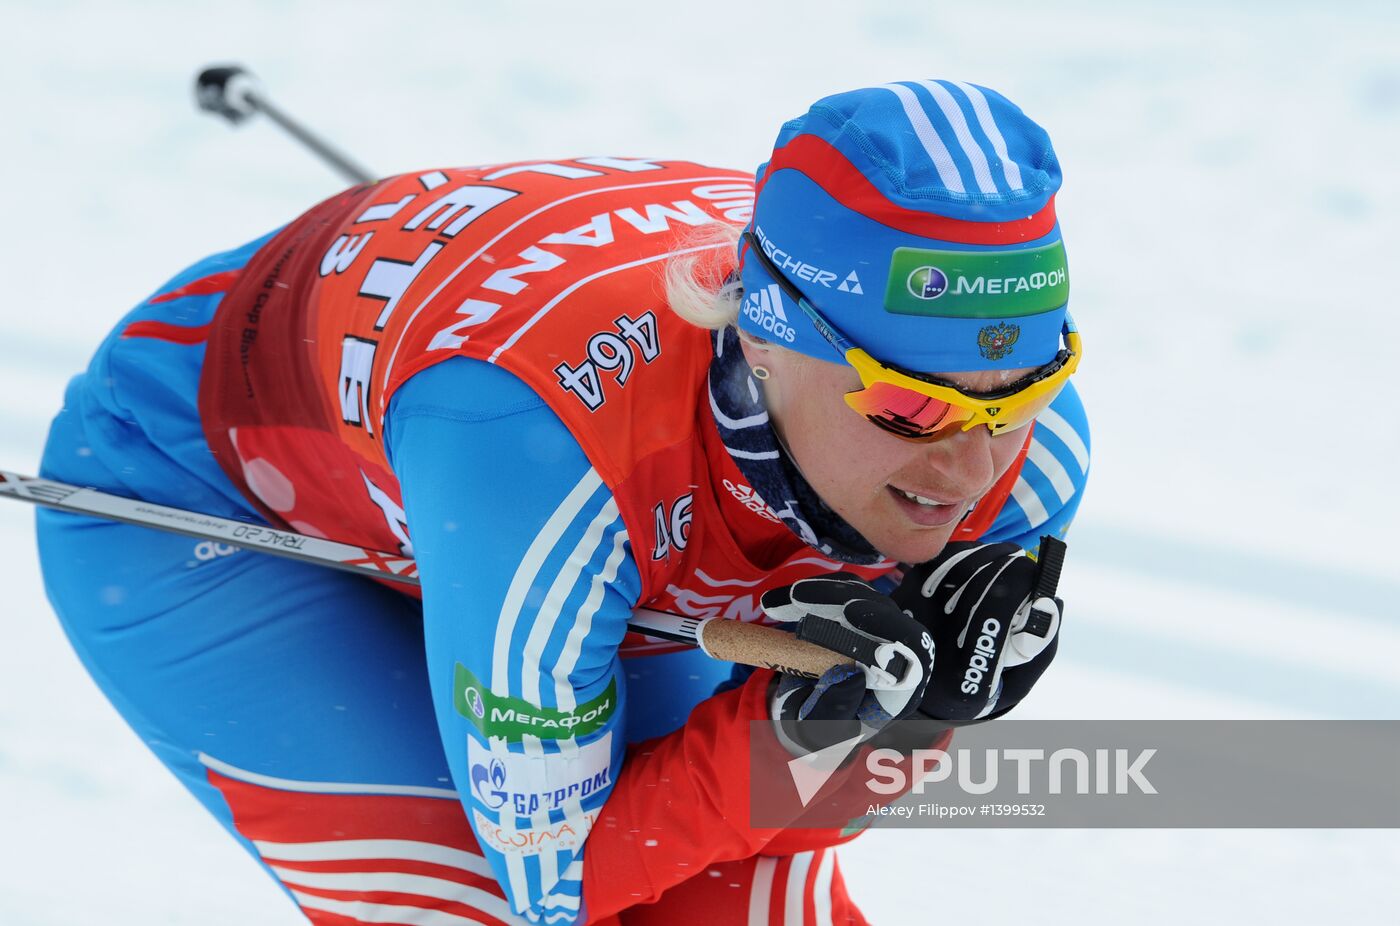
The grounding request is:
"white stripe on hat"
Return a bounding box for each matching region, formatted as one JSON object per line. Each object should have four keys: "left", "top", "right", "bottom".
{"left": 882, "top": 83, "right": 965, "bottom": 194}
{"left": 921, "top": 81, "right": 998, "bottom": 194}
{"left": 951, "top": 81, "right": 1024, "bottom": 191}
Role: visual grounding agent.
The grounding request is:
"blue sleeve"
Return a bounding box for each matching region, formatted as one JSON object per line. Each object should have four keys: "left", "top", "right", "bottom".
{"left": 980, "top": 380, "right": 1091, "bottom": 553}
{"left": 386, "top": 357, "right": 641, "bottom": 925}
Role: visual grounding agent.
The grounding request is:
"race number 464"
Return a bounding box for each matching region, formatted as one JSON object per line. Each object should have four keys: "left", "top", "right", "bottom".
{"left": 555, "top": 311, "right": 660, "bottom": 411}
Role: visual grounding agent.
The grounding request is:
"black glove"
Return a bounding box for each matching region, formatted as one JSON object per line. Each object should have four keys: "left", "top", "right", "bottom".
{"left": 892, "top": 537, "right": 1066, "bottom": 725}
{"left": 760, "top": 574, "right": 935, "bottom": 755}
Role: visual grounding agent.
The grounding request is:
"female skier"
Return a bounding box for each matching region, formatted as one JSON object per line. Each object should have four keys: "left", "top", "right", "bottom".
{"left": 36, "top": 80, "right": 1088, "bottom": 925}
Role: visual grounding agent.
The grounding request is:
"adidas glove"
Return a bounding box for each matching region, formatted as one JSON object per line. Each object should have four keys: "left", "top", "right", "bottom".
{"left": 892, "top": 537, "right": 1066, "bottom": 725}
{"left": 760, "top": 574, "right": 935, "bottom": 756}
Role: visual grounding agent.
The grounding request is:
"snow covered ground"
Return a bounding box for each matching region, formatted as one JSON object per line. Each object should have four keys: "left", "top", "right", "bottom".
{"left": 2, "top": 1, "right": 1398, "bottom": 923}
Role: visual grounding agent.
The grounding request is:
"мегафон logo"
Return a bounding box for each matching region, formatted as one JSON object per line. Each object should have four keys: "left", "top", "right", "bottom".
{"left": 907, "top": 266, "right": 949, "bottom": 300}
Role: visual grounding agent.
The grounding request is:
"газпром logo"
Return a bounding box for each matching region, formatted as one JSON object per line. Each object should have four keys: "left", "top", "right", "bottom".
{"left": 471, "top": 758, "right": 508, "bottom": 809}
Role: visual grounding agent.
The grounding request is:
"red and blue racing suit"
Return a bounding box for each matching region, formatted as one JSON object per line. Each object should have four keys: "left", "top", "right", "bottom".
{"left": 36, "top": 159, "right": 1089, "bottom": 925}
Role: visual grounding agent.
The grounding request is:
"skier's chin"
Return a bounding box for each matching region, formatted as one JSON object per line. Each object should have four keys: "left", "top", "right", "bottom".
{"left": 862, "top": 518, "right": 960, "bottom": 567}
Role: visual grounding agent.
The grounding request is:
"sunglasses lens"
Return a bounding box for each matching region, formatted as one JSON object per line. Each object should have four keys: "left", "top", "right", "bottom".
{"left": 845, "top": 378, "right": 1067, "bottom": 441}
{"left": 844, "top": 381, "right": 970, "bottom": 440}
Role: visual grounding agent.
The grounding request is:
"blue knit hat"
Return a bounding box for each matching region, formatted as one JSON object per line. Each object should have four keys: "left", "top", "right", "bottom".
{"left": 739, "top": 80, "right": 1068, "bottom": 372}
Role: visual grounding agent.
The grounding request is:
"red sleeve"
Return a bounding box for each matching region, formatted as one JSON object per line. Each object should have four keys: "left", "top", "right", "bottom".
{"left": 581, "top": 669, "right": 783, "bottom": 918}
{"left": 580, "top": 669, "right": 953, "bottom": 920}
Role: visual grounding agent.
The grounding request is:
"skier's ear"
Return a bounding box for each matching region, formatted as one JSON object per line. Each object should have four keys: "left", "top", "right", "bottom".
{"left": 737, "top": 329, "right": 776, "bottom": 366}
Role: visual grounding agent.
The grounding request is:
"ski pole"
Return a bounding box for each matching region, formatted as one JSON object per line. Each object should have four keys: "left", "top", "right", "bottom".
{"left": 195, "top": 64, "right": 377, "bottom": 186}
{"left": 0, "top": 470, "right": 845, "bottom": 679}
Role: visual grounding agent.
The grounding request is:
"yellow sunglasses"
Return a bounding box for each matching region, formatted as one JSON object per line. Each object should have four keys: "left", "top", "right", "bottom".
{"left": 742, "top": 231, "right": 1082, "bottom": 442}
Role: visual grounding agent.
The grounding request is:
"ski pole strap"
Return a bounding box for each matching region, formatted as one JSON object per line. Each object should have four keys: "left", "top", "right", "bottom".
{"left": 1022, "top": 534, "right": 1068, "bottom": 639}
{"left": 795, "top": 616, "right": 909, "bottom": 680}
{"left": 1033, "top": 534, "right": 1067, "bottom": 599}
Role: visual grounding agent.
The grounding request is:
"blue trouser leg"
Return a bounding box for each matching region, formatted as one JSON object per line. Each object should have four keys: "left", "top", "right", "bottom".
{"left": 36, "top": 503, "right": 728, "bottom": 923}
{"left": 36, "top": 508, "right": 449, "bottom": 825}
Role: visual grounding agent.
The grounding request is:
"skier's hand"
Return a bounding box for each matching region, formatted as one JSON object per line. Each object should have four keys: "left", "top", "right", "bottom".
{"left": 892, "top": 538, "right": 1066, "bottom": 725}
{"left": 760, "top": 574, "right": 935, "bottom": 756}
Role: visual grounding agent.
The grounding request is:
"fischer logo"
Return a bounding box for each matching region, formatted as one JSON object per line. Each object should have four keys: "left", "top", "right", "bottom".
{"left": 961, "top": 617, "right": 1002, "bottom": 695}
{"left": 754, "top": 225, "right": 862, "bottom": 293}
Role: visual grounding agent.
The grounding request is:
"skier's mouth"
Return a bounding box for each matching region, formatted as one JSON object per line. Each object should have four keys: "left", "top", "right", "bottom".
{"left": 887, "top": 485, "right": 966, "bottom": 527}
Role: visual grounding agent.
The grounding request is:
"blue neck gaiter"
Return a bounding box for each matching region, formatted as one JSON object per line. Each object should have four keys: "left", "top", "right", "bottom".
{"left": 706, "top": 327, "right": 883, "bottom": 567}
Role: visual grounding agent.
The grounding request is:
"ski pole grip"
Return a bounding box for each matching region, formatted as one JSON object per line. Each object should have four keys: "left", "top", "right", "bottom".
{"left": 195, "top": 65, "right": 262, "bottom": 124}
{"left": 697, "top": 618, "right": 852, "bottom": 680}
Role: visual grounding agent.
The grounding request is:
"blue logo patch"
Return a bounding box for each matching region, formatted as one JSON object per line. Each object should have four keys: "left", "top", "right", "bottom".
{"left": 471, "top": 758, "right": 508, "bottom": 809}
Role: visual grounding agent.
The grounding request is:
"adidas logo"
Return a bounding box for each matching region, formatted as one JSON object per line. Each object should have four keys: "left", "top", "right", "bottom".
{"left": 742, "top": 283, "right": 797, "bottom": 343}
{"left": 837, "top": 271, "right": 863, "bottom": 295}
{"left": 722, "top": 478, "right": 781, "bottom": 523}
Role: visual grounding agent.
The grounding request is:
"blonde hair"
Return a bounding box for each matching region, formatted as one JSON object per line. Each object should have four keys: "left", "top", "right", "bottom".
{"left": 663, "top": 221, "right": 744, "bottom": 331}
